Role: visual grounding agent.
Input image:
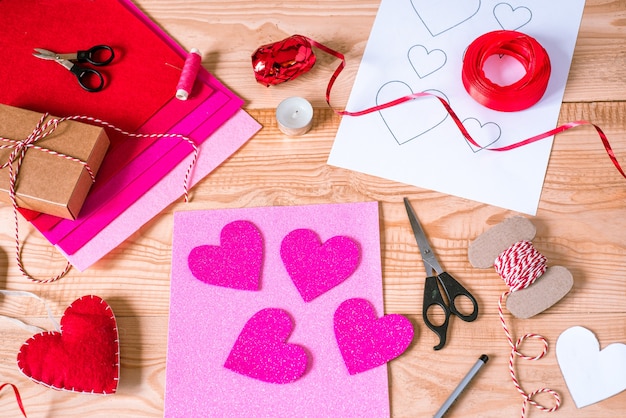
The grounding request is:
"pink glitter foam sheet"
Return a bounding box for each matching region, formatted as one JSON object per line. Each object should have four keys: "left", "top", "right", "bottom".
{"left": 166, "top": 202, "right": 404, "bottom": 417}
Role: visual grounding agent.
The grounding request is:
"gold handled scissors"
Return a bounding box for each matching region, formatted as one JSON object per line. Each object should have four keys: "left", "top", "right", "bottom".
{"left": 33, "top": 45, "right": 114, "bottom": 92}
{"left": 404, "top": 197, "right": 478, "bottom": 350}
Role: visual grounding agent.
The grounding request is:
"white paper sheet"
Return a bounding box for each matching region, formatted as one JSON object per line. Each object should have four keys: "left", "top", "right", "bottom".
{"left": 328, "top": 0, "right": 585, "bottom": 215}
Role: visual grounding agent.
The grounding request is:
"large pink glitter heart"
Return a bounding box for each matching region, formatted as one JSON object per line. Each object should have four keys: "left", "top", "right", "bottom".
{"left": 224, "top": 308, "right": 309, "bottom": 384}
{"left": 334, "top": 298, "right": 414, "bottom": 375}
{"left": 280, "top": 229, "right": 360, "bottom": 302}
{"left": 188, "top": 220, "right": 263, "bottom": 290}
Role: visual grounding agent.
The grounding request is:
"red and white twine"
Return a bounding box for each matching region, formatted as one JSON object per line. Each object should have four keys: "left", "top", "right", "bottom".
{"left": 1, "top": 113, "right": 198, "bottom": 283}
{"left": 494, "top": 240, "right": 560, "bottom": 417}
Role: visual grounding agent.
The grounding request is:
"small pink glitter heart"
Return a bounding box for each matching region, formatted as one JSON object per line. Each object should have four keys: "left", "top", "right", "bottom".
{"left": 188, "top": 220, "right": 263, "bottom": 290}
{"left": 280, "top": 229, "right": 360, "bottom": 302}
{"left": 224, "top": 308, "right": 309, "bottom": 384}
{"left": 334, "top": 298, "right": 414, "bottom": 375}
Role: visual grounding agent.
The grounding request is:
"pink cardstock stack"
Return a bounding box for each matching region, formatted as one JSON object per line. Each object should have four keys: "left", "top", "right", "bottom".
{"left": 166, "top": 202, "right": 411, "bottom": 417}
{"left": 0, "top": 0, "right": 261, "bottom": 270}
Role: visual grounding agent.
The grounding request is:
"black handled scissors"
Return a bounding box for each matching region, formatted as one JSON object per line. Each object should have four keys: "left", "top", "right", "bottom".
{"left": 403, "top": 197, "right": 478, "bottom": 350}
{"left": 33, "top": 45, "right": 115, "bottom": 92}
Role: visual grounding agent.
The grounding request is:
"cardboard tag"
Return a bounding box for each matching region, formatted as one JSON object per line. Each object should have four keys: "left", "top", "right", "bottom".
{"left": 506, "top": 266, "right": 573, "bottom": 318}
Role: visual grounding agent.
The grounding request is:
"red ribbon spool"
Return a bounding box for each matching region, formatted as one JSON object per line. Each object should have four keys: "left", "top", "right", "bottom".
{"left": 251, "top": 35, "right": 316, "bottom": 87}
{"left": 462, "top": 30, "right": 551, "bottom": 112}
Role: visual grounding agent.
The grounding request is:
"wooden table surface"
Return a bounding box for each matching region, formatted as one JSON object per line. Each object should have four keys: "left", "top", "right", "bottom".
{"left": 1, "top": 1, "right": 625, "bottom": 417}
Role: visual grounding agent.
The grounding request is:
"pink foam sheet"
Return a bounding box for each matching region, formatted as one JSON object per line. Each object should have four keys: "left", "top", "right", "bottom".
{"left": 165, "top": 201, "right": 392, "bottom": 417}
{"left": 58, "top": 109, "right": 261, "bottom": 271}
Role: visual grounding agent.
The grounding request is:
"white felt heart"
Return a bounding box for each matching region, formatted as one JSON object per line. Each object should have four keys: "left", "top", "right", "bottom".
{"left": 556, "top": 326, "right": 626, "bottom": 408}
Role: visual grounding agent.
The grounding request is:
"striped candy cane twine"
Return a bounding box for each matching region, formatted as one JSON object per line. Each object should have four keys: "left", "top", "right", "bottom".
{"left": 494, "top": 240, "right": 561, "bottom": 417}
{"left": 1, "top": 113, "right": 199, "bottom": 283}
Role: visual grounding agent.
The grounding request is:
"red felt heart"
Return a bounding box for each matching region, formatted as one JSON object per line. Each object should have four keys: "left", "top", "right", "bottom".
{"left": 17, "top": 295, "right": 119, "bottom": 394}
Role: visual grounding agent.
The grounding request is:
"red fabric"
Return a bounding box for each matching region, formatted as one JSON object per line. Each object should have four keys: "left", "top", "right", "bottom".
{"left": 0, "top": 0, "right": 182, "bottom": 132}
{"left": 1, "top": 0, "right": 184, "bottom": 222}
{"left": 17, "top": 295, "right": 119, "bottom": 395}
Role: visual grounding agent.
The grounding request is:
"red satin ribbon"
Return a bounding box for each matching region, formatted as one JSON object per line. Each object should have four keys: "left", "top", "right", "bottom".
{"left": 252, "top": 34, "right": 625, "bottom": 180}
{"left": 462, "top": 30, "right": 551, "bottom": 112}
{"left": 0, "top": 383, "right": 27, "bottom": 417}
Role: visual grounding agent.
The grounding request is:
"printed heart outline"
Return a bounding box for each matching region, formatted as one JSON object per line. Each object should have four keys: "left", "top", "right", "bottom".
{"left": 376, "top": 81, "right": 450, "bottom": 145}
{"left": 334, "top": 298, "right": 414, "bottom": 375}
{"left": 461, "top": 117, "right": 501, "bottom": 152}
{"left": 188, "top": 220, "right": 263, "bottom": 291}
{"left": 224, "top": 308, "right": 309, "bottom": 384}
{"left": 410, "top": 0, "right": 481, "bottom": 37}
{"left": 556, "top": 326, "right": 626, "bottom": 408}
{"left": 280, "top": 228, "right": 360, "bottom": 302}
{"left": 493, "top": 3, "right": 533, "bottom": 31}
{"left": 17, "top": 295, "right": 120, "bottom": 394}
{"left": 408, "top": 45, "right": 447, "bottom": 79}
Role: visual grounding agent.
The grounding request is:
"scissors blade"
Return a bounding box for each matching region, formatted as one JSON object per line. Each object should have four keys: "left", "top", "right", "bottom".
{"left": 403, "top": 197, "right": 443, "bottom": 275}
{"left": 32, "top": 48, "right": 58, "bottom": 60}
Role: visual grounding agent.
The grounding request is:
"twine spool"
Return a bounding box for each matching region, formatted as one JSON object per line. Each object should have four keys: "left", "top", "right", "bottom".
{"left": 494, "top": 240, "right": 561, "bottom": 418}
{"left": 176, "top": 48, "right": 202, "bottom": 101}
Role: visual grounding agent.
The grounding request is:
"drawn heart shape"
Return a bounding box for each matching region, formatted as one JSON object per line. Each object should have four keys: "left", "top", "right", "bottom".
{"left": 334, "top": 298, "right": 414, "bottom": 375}
{"left": 224, "top": 308, "right": 309, "bottom": 384}
{"left": 556, "top": 326, "right": 626, "bottom": 408}
{"left": 493, "top": 3, "right": 532, "bottom": 31}
{"left": 280, "top": 228, "right": 360, "bottom": 302}
{"left": 410, "top": 0, "right": 481, "bottom": 37}
{"left": 462, "top": 117, "right": 501, "bottom": 152}
{"left": 408, "top": 45, "right": 447, "bottom": 79}
{"left": 188, "top": 220, "right": 263, "bottom": 291}
{"left": 17, "top": 295, "right": 119, "bottom": 394}
{"left": 377, "top": 81, "right": 449, "bottom": 145}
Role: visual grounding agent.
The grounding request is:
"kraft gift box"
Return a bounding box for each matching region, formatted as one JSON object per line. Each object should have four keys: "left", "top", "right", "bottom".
{"left": 0, "top": 104, "right": 109, "bottom": 220}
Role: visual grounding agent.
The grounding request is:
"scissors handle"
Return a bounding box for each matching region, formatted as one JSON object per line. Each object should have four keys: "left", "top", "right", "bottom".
{"left": 438, "top": 272, "right": 478, "bottom": 322}
{"left": 422, "top": 275, "right": 452, "bottom": 350}
{"left": 69, "top": 64, "right": 104, "bottom": 92}
{"left": 422, "top": 272, "right": 478, "bottom": 350}
{"left": 76, "top": 45, "right": 114, "bottom": 66}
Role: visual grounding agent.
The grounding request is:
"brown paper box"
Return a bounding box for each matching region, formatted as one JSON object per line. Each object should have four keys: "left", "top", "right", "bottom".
{"left": 0, "top": 104, "right": 109, "bottom": 220}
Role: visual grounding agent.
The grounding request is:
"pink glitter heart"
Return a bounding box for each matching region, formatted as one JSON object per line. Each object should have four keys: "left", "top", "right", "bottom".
{"left": 280, "top": 229, "right": 360, "bottom": 302}
{"left": 224, "top": 308, "right": 309, "bottom": 384}
{"left": 188, "top": 220, "right": 263, "bottom": 290}
{"left": 334, "top": 298, "right": 414, "bottom": 375}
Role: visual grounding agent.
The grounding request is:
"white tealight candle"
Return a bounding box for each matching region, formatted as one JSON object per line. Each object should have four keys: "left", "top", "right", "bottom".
{"left": 275, "top": 96, "right": 314, "bottom": 136}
